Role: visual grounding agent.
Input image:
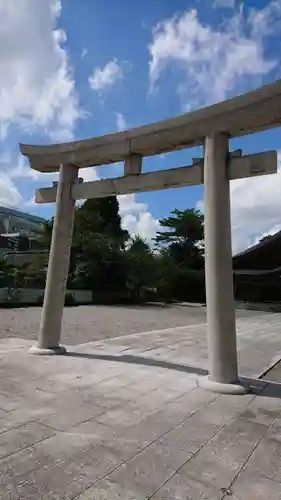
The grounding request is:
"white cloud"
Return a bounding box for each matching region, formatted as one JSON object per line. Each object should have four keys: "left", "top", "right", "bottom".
{"left": 0, "top": 153, "right": 40, "bottom": 208}
{"left": 0, "top": 0, "right": 81, "bottom": 142}
{"left": 23, "top": 197, "right": 39, "bottom": 208}
{"left": 116, "top": 112, "right": 128, "bottom": 131}
{"left": 89, "top": 59, "right": 123, "bottom": 91}
{"left": 81, "top": 48, "right": 88, "bottom": 60}
{"left": 122, "top": 212, "right": 160, "bottom": 241}
{"left": 79, "top": 167, "right": 99, "bottom": 183}
{"left": 118, "top": 194, "right": 147, "bottom": 215}
{"left": 0, "top": 156, "right": 100, "bottom": 210}
{"left": 118, "top": 194, "right": 160, "bottom": 241}
{"left": 0, "top": 152, "right": 10, "bottom": 165}
{"left": 249, "top": 1, "right": 281, "bottom": 38}
{"left": 213, "top": 0, "right": 235, "bottom": 8}
{"left": 196, "top": 152, "right": 281, "bottom": 254}
{"left": 7, "top": 155, "right": 40, "bottom": 181}
{"left": 0, "top": 1, "right": 84, "bottom": 208}
{"left": 230, "top": 151, "right": 281, "bottom": 253}
{"left": 148, "top": 4, "right": 279, "bottom": 108}
{"left": 19, "top": 165, "right": 100, "bottom": 209}
{"left": 0, "top": 172, "right": 22, "bottom": 208}
{"left": 149, "top": 2, "right": 281, "bottom": 253}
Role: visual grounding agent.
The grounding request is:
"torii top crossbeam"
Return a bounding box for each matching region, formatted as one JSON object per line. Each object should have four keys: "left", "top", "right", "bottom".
{"left": 20, "top": 79, "right": 281, "bottom": 173}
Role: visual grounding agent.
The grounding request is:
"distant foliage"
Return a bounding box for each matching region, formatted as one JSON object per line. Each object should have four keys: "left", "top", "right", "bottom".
{"left": 2, "top": 198, "right": 277, "bottom": 305}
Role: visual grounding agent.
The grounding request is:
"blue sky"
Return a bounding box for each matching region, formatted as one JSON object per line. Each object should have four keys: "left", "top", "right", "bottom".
{"left": 0, "top": 0, "right": 280, "bottom": 252}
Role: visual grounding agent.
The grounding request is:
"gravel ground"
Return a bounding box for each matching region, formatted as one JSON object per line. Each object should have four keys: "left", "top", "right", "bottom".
{"left": 0, "top": 303, "right": 268, "bottom": 345}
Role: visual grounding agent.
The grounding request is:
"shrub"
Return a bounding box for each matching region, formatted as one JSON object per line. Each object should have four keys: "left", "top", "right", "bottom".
{"left": 64, "top": 292, "right": 76, "bottom": 306}
{"left": 36, "top": 294, "right": 44, "bottom": 306}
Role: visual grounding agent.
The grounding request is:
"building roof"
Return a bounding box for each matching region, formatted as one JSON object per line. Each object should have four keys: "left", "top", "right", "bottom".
{"left": 233, "top": 230, "right": 281, "bottom": 270}
{"left": 0, "top": 206, "right": 45, "bottom": 224}
{"left": 234, "top": 266, "right": 281, "bottom": 276}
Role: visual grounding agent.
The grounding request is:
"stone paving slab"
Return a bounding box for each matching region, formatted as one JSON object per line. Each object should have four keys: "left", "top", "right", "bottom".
{"left": 228, "top": 471, "right": 281, "bottom": 500}
{"left": 71, "top": 312, "right": 281, "bottom": 378}
{"left": 0, "top": 312, "right": 281, "bottom": 498}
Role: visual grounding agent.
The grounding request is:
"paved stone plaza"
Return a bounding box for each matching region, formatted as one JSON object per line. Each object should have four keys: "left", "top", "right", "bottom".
{"left": 0, "top": 306, "right": 281, "bottom": 499}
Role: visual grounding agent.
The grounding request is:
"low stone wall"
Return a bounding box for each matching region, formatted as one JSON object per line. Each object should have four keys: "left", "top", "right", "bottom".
{"left": 235, "top": 301, "right": 281, "bottom": 313}
{"left": 0, "top": 288, "right": 92, "bottom": 305}
{"left": 69, "top": 289, "right": 92, "bottom": 304}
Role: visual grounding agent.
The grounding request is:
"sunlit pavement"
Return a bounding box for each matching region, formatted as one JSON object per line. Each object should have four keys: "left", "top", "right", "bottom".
{"left": 0, "top": 311, "right": 281, "bottom": 499}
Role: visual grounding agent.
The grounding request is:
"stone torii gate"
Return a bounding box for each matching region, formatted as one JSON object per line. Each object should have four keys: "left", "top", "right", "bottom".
{"left": 20, "top": 79, "right": 281, "bottom": 394}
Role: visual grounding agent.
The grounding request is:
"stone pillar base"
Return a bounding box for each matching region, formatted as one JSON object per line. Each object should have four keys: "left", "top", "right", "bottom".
{"left": 29, "top": 345, "right": 67, "bottom": 355}
{"left": 198, "top": 376, "right": 249, "bottom": 395}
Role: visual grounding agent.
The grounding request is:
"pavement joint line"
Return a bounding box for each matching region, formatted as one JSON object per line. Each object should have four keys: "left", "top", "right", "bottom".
{"left": 148, "top": 387, "right": 262, "bottom": 500}
{"left": 148, "top": 422, "right": 227, "bottom": 500}
{"left": 0, "top": 446, "right": 66, "bottom": 491}
{"left": 76, "top": 375, "right": 139, "bottom": 395}
{"left": 10, "top": 372, "right": 261, "bottom": 498}
{"left": 70, "top": 321, "right": 208, "bottom": 349}
{"left": 42, "top": 370, "right": 142, "bottom": 395}
{"left": 57, "top": 382, "right": 190, "bottom": 434}
{"left": 258, "top": 356, "right": 281, "bottom": 380}
{"left": 68, "top": 312, "right": 278, "bottom": 351}
{"left": 94, "top": 375, "right": 173, "bottom": 401}
{"left": 69, "top": 389, "right": 221, "bottom": 500}
{"left": 2, "top": 375, "right": 211, "bottom": 439}
{"left": 220, "top": 415, "right": 279, "bottom": 499}
{"left": 259, "top": 376, "right": 281, "bottom": 385}
{"left": 37, "top": 404, "right": 118, "bottom": 434}
{"left": 88, "top": 385, "right": 199, "bottom": 431}
{"left": 0, "top": 426, "right": 58, "bottom": 464}
{"left": 0, "top": 417, "right": 50, "bottom": 438}
{"left": 234, "top": 470, "right": 281, "bottom": 488}
{"left": 1, "top": 312, "right": 280, "bottom": 497}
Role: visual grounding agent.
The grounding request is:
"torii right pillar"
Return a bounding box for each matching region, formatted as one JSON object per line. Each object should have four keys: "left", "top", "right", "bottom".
{"left": 201, "top": 133, "right": 247, "bottom": 394}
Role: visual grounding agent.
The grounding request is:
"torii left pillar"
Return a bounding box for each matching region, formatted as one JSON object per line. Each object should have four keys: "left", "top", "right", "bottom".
{"left": 30, "top": 164, "right": 78, "bottom": 355}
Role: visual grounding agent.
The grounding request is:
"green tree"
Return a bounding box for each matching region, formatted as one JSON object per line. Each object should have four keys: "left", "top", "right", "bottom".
{"left": 155, "top": 208, "right": 204, "bottom": 245}
{"left": 37, "top": 199, "right": 206, "bottom": 304}
{"left": 68, "top": 196, "right": 129, "bottom": 295}
{"left": 73, "top": 197, "right": 128, "bottom": 248}
{"left": 0, "top": 259, "right": 17, "bottom": 287}
{"left": 19, "top": 257, "right": 48, "bottom": 288}
{"left": 154, "top": 208, "right": 204, "bottom": 269}
{"left": 40, "top": 197, "right": 129, "bottom": 251}
{"left": 73, "top": 234, "right": 126, "bottom": 294}
{"left": 125, "top": 235, "right": 157, "bottom": 301}
{"left": 40, "top": 220, "right": 53, "bottom": 249}
{"left": 154, "top": 250, "right": 177, "bottom": 303}
{"left": 38, "top": 200, "right": 137, "bottom": 299}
